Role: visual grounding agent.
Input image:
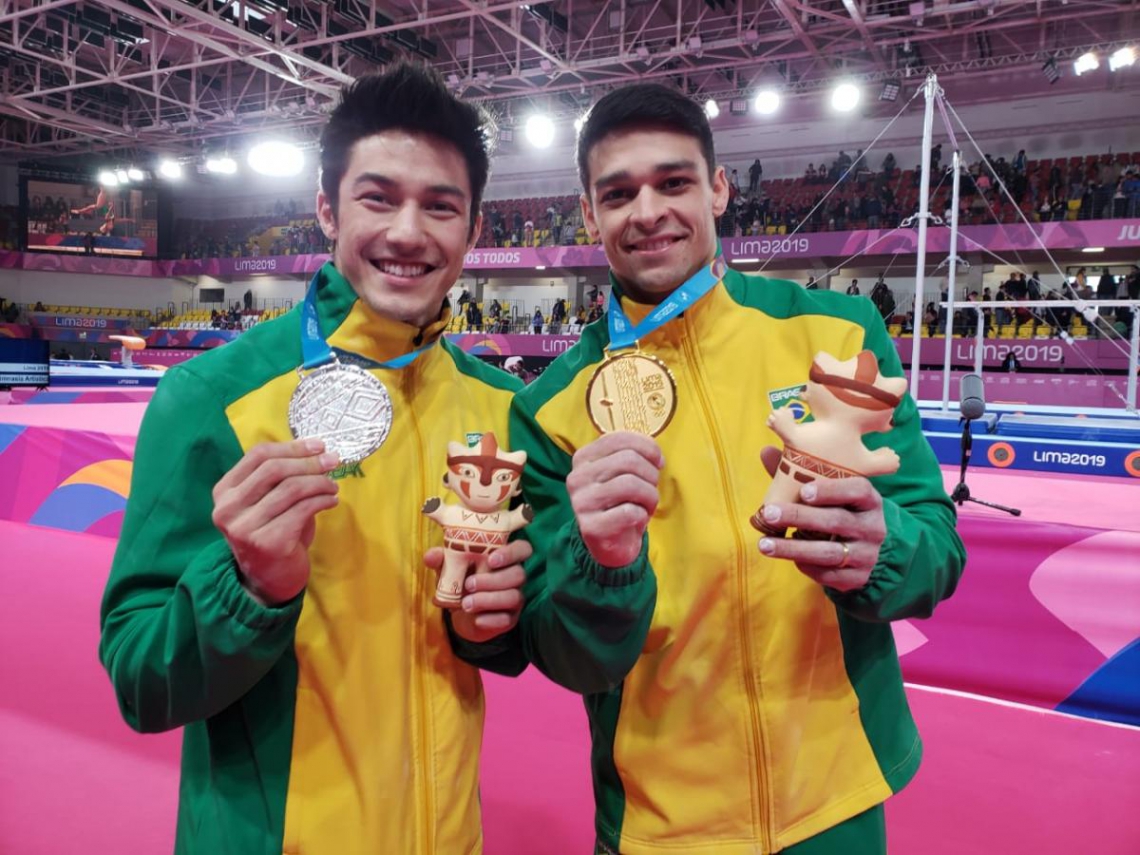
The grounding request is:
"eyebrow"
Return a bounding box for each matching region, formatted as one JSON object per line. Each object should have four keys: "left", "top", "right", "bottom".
{"left": 351, "top": 172, "right": 468, "bottom": 200}
{"left": 594, "top": 159, "right": 700, "bottom": 191}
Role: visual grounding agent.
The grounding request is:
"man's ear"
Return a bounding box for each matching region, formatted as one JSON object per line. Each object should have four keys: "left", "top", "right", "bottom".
{"left": 581, "top": 193, "right": 600, "bottom": 243}
{"left": 316, "top": 188, "right": 338, "bottom": 242}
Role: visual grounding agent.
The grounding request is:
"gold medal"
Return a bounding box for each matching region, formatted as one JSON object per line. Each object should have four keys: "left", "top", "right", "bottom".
{"left": 586, "top": 351, "right": 677, "bottom": 436}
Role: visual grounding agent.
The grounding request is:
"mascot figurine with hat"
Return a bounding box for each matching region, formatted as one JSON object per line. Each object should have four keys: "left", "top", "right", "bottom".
{"left": 751, "top": 350, "right": 907, "bottom": 537}
{"left": 422, "top": 432, "right": 532, "bottom": 608}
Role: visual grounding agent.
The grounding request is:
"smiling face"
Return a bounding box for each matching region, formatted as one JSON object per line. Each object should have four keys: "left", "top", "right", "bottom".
{"left": 316, "top": 130, "right": 482, "bottom": 328}
{"left": 581, "top": 127, "right": 728, "bottom": 305}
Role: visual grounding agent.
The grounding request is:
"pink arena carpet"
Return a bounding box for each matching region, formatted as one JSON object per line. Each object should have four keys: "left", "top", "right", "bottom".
{"left": 2, "top": 399, "right": 1139, "bottom": 854}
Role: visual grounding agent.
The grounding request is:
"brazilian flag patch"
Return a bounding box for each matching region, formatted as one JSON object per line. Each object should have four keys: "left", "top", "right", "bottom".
{"left": 767, "top": 383, "right": 813, "bottom": 423}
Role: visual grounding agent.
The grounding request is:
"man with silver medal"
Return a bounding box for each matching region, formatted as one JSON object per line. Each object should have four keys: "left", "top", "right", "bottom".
{"left": 99, "top": 65, "right": 531, "bottom": 854}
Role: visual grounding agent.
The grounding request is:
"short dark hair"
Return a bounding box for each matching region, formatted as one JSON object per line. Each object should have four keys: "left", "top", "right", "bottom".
{"left": 576, "top": 84, "right": 716, "bottom": 194}
{"left": 319, "top": 63, "right": 495, "bottom": 235}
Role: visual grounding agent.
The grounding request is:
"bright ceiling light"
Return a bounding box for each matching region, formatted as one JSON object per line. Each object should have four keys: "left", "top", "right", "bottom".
{"left": 1109, "top": 47, "right": 1136, "bottom": 72}
{"left": 1081, "top": 246, "right": 1105, "bottom": 253}
{"left": 248, "top": 141, "right": 304, "bottom": 177}
{"left": 158, "top": 160, "right": 183, "bottom": 180}
{"left": 753, "top": 89, "right": 780, "bottom": 115}
{"left": 98, "top": 170, "right": 119, "bottom": 187}
{"left": 831, "top": 82, "right": 861, "bottom": 112}
{"left": 127, "top": 167, "right": 144, "bottom": 181}
{"left": 1073, "top": 52, "right": 1099, "bottom": 76}
{"left": 115, "top": 169, "right": 129, "bottom": 183}
{"left": 704, "top": 98, "right": 720, "bottom": 119}
{"left": 205, "top": 156, "right": 238, "bottom": 175}
{"left": 524, "top": 114, "right": 555, "bottom": 148}
{"left": 573, "top": 115, "right": 586, "bottom": 133}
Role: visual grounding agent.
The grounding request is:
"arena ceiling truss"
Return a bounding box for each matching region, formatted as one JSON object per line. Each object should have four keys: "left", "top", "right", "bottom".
{"left": 0, "top": 0, "right": 1137, "bottom": 161}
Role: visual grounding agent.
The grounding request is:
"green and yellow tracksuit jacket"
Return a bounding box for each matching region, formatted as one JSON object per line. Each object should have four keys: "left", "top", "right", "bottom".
{"left": 509, "top": 266, "right": 967, "bottom": 854}
{"left": 99, "top": 262, "right": 526, "bottom": 855}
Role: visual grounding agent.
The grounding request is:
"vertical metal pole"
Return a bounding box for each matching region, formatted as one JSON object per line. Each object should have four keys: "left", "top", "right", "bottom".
{"left": 909, "top": 73, "right": 937, "bottom": 399}
{"left": 941, "top": 149, "right": 961, "bottom": 410}
{"left": 975, "top": 307, "right": 985, "bottom": 376}
{"left": 1128, "top": 308, "right": 1139, "bottom": 413}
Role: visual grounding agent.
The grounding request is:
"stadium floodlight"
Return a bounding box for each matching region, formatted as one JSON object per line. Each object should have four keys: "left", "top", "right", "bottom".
{"left": 524, "top": 114, "right": 555, "bottom": 148}
{"left": 753, "top": 89, "right": 780, "bottom": 115}
{"left": 248, "top": 141, "right": 305, "bottom": 177}
{"left": 1073, "top": 52, "right": 1099, "bottom": 76}
{"left": 1041, "top": 57, "right": 1060, "bottom": 84}
{"left": 158, "top": 160, "right": 183, "bottom": 180}
{"left": 98, "top": 170, "right": 119, "bottom": 187}
{"left": 831, "top": 81, "right": 861, "bottom": 112}
{"left": 205, "top": 156, "right": 238, "bottom": 175}
{"left": 879, "top": 80, "right": 901, "bottom": 101}
{"left": 115, "top": 169, "right": 129, "bottom": 183}
{"left": 704, "top": 98, "right": 720, "bottom": 119}
{"left": 1109, "top": 47, "right": 1136, "bottom": 72}
{"left": 127, "top": 167, "right": 145, "bottom": 181}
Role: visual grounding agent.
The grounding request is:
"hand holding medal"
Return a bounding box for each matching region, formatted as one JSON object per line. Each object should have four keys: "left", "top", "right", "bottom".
{"left": 572, "top": 257, "right": 729, "bottom": 566}
{"left": 211, "top": 438, "right": 341, "bottom": 606}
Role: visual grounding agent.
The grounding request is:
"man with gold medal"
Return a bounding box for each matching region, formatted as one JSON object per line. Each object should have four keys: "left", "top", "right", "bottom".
{"left": 100, "top": 65, "right": 532, "bottom": 854}
{"left": 507, "top": 85, "right": 965, "bottom": 854}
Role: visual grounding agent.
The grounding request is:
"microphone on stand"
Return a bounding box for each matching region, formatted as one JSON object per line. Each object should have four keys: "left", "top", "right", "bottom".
{"left": 960, "top": 372, "right": 985, "bottom": 421}
{"left": 951, "top": 373, "right": 1021, "bottom": 516}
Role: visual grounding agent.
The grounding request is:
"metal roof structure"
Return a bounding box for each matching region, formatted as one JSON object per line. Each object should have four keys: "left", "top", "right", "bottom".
{"left": 0, "top": 0, "right": 1137, "bottom": 162}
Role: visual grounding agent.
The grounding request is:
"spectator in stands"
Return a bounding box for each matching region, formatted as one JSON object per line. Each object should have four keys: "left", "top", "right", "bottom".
{"left": 1027, "top": 271, "right": 1042, "bottom": 301}
{"left": 846, "top": 279, "right": 860, "bottom": 296}
{"left": 748, "top": 158, "right": 762, "bottom": 193}
{"left": 1097, "top": 268, "right": 1117, "bottom": 324}
{"left": 1001, "top": 350, "right": 1022, "bottom": 372}
{"left": 0, "top": 297, "right": 17, "bottom": 323}
{"left": 458, "top": 287, "right": 471, "bottom": 311}
{"left": 830, "top": 197, "right": 848, "bottom": 231}
{"left": 1073, "top": 267, "right": 1092, "bottom": 300}
{"left": 532, "top": 306, "right": 543, "bottom": 335}
{"left": 729, "top": 169, "right": 740, "bottom": 194}
{"left": 33, "top": 301, "right": 45, "bottom": 312}
{"left": 994, "top": 285, "right": 1010, "bottom": 327}
{"left": 1045, "top": 289, "right": 1072, "bottom": 334}
{"left": 836, "top": 150, "right": 852, "bottom": 178}
{"left": 465, "top": 299, "right": 483, "bottom": 332}
{"left": 923, "top": 301, "right": 938, "bottom": 336}
{"left": 523, "top": 219, "right": 534, "bottom": 246}
{"left": 511, "top": 210, "right": 523, "bottom": 244}
{"left": 805, "top": 276, "right": 818, "bottom": 290}
{"left": 882, "top": 152, "right": 896, "bottom": 175}
{"left": 550, "top": 297, "right": 566, "bottom": 334}
{"left": 1013, "top": 149, "right": 1027, "bottom": 175}
{"left": 871, "top": 277, "right": 895, "bottom": 321}
{"left": 586, "top": 303, "right": 603, "bottom": 324}
{"left": 804, "top": 163, "right": 816, "bottom": 183}
{"left": 931, "top": 144, "right": 942, "bottom": 175}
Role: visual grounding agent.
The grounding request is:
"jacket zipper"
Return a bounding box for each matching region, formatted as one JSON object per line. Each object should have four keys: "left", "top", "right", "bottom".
{"left": 679, "top": 318, "right": 772, "bottom": 852}
{"left": 404, "top": 359, "right": 435, "bottom": 855}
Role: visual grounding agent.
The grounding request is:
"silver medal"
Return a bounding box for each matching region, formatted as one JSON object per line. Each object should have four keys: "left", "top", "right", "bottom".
{"left": 288, "top": 361, "right": 393, "bottom": 465}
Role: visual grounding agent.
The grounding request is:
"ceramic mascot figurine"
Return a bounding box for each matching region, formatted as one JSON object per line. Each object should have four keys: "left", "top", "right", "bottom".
{"left": 422, "top": 432, "right": 532, "bottom": 608}
{"left": 751, "top": 350, "right": 907, "bottom": 537}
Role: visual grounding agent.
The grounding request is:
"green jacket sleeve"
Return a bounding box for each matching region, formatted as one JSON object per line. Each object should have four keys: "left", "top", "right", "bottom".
{"left": 506, "top": 390, "right": 657, "bottom": 695}
{"left": 827, "top": 299, "right": 967, "bottom": 623}
{"left": 98, "top": 365, "right": 302, "bottom": 734}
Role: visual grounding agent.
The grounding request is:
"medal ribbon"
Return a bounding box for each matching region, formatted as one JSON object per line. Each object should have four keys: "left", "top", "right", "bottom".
{"left": 606, "top": 254, "right": 727, "bottom": 351}
{"left": 300, "top": 270, "right": 439, "bottom": 371}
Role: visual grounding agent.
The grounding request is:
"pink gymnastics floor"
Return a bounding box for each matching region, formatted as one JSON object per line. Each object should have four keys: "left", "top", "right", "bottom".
{"left": 2, "top": 519, "right": 1139, "bottom": 854}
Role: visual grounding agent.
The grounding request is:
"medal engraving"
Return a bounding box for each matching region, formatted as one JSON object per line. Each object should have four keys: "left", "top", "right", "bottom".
{"left": 289, "top": 362, "right": 393, "bottom": 464}
{"left": 586, "top": 352, "right": 677, "bottom": 437}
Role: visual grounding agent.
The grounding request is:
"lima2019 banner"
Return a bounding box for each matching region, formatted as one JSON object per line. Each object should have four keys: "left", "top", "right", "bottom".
{"left": 2, "top": 219, "right": 1139, "bottom": 277}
